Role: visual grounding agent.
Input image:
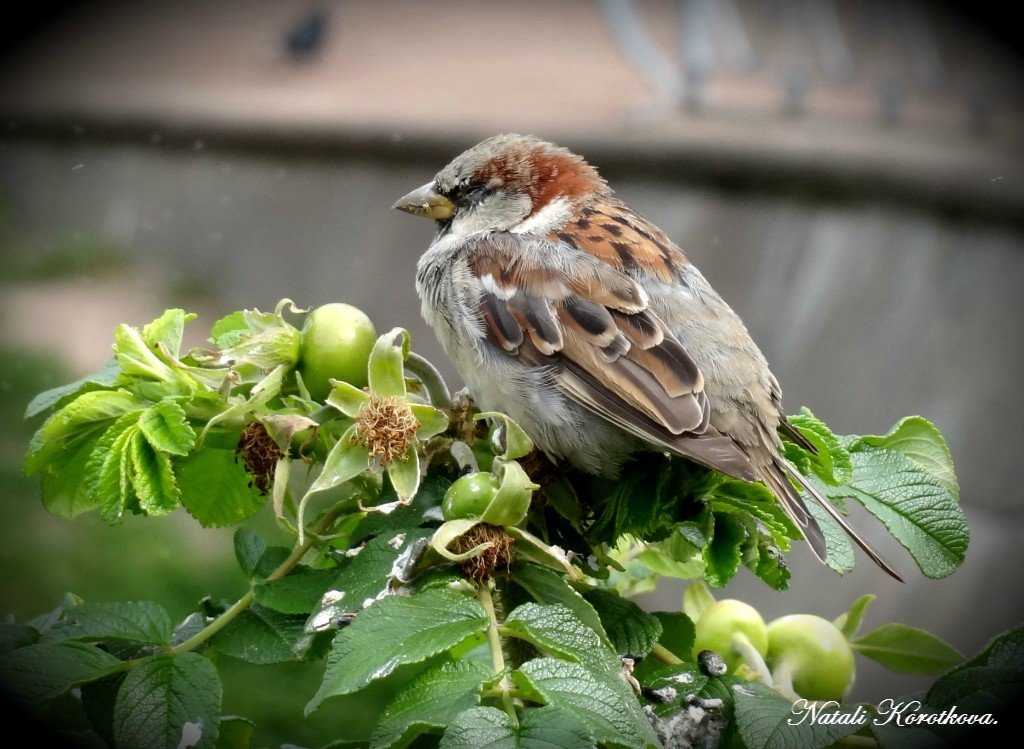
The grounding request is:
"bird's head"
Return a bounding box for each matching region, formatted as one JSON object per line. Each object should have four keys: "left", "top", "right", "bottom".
{"left": 392, "top": 134, "right": 609, "bottom": 237}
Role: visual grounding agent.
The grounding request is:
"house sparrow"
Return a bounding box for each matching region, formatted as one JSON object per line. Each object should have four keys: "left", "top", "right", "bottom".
{"left": 394, "top": 134, "right": 900, "bottom": 581}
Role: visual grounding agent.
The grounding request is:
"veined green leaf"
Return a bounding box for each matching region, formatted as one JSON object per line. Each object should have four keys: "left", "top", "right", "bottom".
{"left": 139, "top": 400, "right": 196, "bottom": 456}
{"left": 702, "top": 512, "right": 746, "bottom": 588}
{"left": 0, "top": 641, "right": 124, "bottom": 705}
{"left": 853, "top": 623, "right": 964, "bottom": 674}
{"left": 254, "top": 568, "right": 339, "bottom": 615}
{"left": 439, "top": 706, "right": 595, "bottom": 749}
{"left": 786, "top": 408, "right": 853, "bottom": 485}
{"left": 513, "top": 658, "right": 658, "bottom": 749}
{"left": 307, "top": 589, "right": 488, "bottom": 712}
{"left": 25, "top": 357, "right": 121, "bottom": 419}
{"left": 142, "top": 309, "right": 196, "bottom": 359}
{"left": 112, "top": 653, "right": 221, "bottom": 749}
{"left": 370, "top": 659, "right": 490, "bottom": 749}
{"left": 208, "top": 605, "right": 309, "bottom": 664}
{"left": 129, "top": 431, "right": 180, "bottom": 516}
{"left": 582, "top": 589, "right": 662, "bottom": 660}
{"left": 512, "top": 564, "right": 610, "bottom": 648}
{"left": 44, "top": 601, "right": 173, "bottom": 647}
{"left": 40, "top": 430, "right": 103, "bottom": 518}
{"left": 504, "top": 603, "right": 618, "bottom": 673}
{"left": 847, "top": 416, "right": 958, "bottom": 501}
{"left": 732, "top": 680, "right": 862, "bottom": 749}
{"left": 176, "top": 448, "right": 265, "bottom": 527}
{"left": 652, "top": 612, "right": 696, "bottom": 662}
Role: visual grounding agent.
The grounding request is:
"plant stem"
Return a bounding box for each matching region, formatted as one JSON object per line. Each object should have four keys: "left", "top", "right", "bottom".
{"left": 732, "top": 631, "right": 774, "bottom": 687}
{"left": 405, "top": 352, "right": 453, "bottom": 409}
{"left": 478, "top": 582, "right": 518, "bottom": 724}
{"left": 171, "top": 509, "right": 341, "bottom": 655}
{"left": 650, "top": 643, "right": 683, "bottom": 665}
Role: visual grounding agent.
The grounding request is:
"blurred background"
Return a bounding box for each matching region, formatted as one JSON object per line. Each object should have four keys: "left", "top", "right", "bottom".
{"left": 0, "top": 0, "right": 1021, "bottom": 744}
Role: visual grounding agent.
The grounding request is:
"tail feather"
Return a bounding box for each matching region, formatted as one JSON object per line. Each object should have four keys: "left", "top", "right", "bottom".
{"left": 779, "top": 461, "right": 905, "bottom": 583}
{"left": 761, "top": 463, "right": 829, "bottom": 563}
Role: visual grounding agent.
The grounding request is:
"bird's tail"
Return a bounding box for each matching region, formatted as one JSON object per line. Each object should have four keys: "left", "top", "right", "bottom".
{"left": 762, "top": 460, "right": 904, "bottom": 583}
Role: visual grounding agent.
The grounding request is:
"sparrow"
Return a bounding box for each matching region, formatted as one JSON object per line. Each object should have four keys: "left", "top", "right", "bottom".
{"left": 394, "top": 134, "right": 900, "bottom": 581}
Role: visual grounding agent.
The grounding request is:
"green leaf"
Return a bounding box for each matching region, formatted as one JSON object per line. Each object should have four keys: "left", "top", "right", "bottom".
{"left": 210, "top": 311, "right": 249, "bottom": 348}
{"left": 208, "top": 605, "right": 309, "bottom": 664}
{"left": 786, "top": 408, "right": 853, "bottom": 485}
{"left": 112, "top": 652, "right": 221, "bottom": 749}
{"left": 129, "top": 430, "right": 181, "bottom": 516}
{"left": 925, "top": 624, "right": 1024, "bottom": 714}
{"left": 45, "top": 601, "right": 173, "bottom": 646}
{"left": 440, "top": 705, "right": 595, "bottom": 749}
{"left": 702, "top": 512, "right": 746, "bottom": 587}
{"left": 327, "top": 380, "right": 370, "bottom": 418}
{"left": 81, "top": 673, "right": 126, "bottom": 747}
{"left": 514, "top": 658, "right": 658, "bottom": 749}
{"left": 682, "top": 581, "right": 716, "bottom": 623}
{"left": 0, "top": 641, "right": 124, "bottom": 705}
{"left": 254, "top": 569, "right": 339, "bottom": 615}
{"left": 732, "top": 680, "right": 862, "bottom": 749}
{"left": 307, "top": 528, "right": 435, "bottom": 631}
{"left": 481, "top": 460, "right": 536, "bottom": 527}
{"left": 40, "top": 430, "right": 103, "bottom": 518}
{"left": 143, "top": 309, "right": 196, "bottom": 358}
{"left": 504, "top": 603, "right": 618, "bottom": 672}
{"left": 114, "top": 323, "right": 177, "bottom": 382}
{"left": 636, "top": 532, "right": 704, "bottom": 580}
{"left": 233, "top": 528, "right": 269, "bottom": 577}
{"left": 92, "top": 416, "right": 141, "bottom": 524}
{"left": 824, "top": 447, "right": 968, "bottom": 578}
{"left": 306, "top": 426, "right": 372, "bottom": 497}
{"left": 216, "top": 716, "right": 256, "bottom": 749}
{"left": 26, "top": 389, "right": 147, "bottom": 475}
{"left": 368, "top": 328, "right": 410, "bottom": 397}
{"left": 834, "top": 594, "right": 875, "bottom": 640}
{"left": 804, "top": 498, "right": 856, "bottom": 575}
{"left": 853, "top": 623, "right": 964, "bottom": 674}
{"left": 25, "top": 357, "right": 120, "bottom": 418}
{"left": 139, "top": 400, "right": 196, "bottom": 456}
{"left": 411, "top": 403, "right": 448, "bottom": 440}
{"left": 582, "top": 589, "right": 663, "bottom": 659}
{"left": 475, "top": 412, "right": 534, "bottom": 461}
{"left": 848, "top": 416, "right": 958, "bottom": 501}
{"left": 0, "top": 624, "right": 39, "bottom": 655}
{"left": 512, "top": 564, "right": 609, "bottom": 648}
{"left": 386, "top": 444, "right": 421, "bottom": 503}
{"left": 370, "top": 659, "right": 490, "bottom": 749}
{"left": 652, "top": 612, "right": 695, "bottom": 662}
{"left": 308, "top": 589, "right": 488, "bottom": 712}
{"left": 176, "top": 448, "right": 266, "bottom": 527}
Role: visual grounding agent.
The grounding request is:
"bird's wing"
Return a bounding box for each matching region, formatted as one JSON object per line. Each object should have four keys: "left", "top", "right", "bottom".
{"left": 466, "top": 224, "right": 760, "bottom": 484}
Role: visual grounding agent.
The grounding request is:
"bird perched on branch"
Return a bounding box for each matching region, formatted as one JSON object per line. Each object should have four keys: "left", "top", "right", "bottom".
{"left": 395, "top": 134, "right": 900, "bottom": 581}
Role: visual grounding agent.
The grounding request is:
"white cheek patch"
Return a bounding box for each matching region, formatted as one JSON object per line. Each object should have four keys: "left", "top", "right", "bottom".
{"left": 511, "top": 197, "right": 572, "bottom": 236}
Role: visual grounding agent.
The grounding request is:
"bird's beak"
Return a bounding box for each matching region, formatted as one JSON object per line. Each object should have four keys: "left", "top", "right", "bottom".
{"left": 391, "top": 182, "right": 455, "bottom": 220}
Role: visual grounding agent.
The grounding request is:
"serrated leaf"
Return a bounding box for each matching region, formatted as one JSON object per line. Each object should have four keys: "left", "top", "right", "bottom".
{"left": 112, "top": 652, "right": 221, "bottom": 749}
{"left": 848, "top": 416, "right": 958, "bottom": 501}
{"left": 129, "top": 431, "right": 181, "bottom": 515}
{"left": 81, "top": 673, "right": 126, "bottom": 747}
{"left": 233, "top": 528, "right": 269, "bottom": 577}
{"left": 925, "top": 624, "right": 1024, "bottom": 712}
{"left": 440, "top": 705, "right": 595, "bottom": 749}
{"left": 176, "top": 448, "right": 266, "bottom": 527}
{"left": 143, "top": 309, "right": 196, "bottom": 358}
{"left": 114, "top": 323, "right": 177, "bottom": 382}
{"left": 824, "top": 448, "right": 967, "bottom": 578}
{"left": 208, "top": 605, "right": 309, "bottom": 664}
{"left": 853, "top": 624, "right": 964, "bottom": 674}
{"left": 95, "top": 418, "right": 140, "bottom": 524}
{"left": 652, "top": 612, "right": 695, "bottom": 662}
{"left": 210, "top": 311, "right": 249, "bottom": 348}
{"left": 0, "top": 641, "right": 124, "bottom": 705}
{"left": 702, "top": 513, "right": 746, "bottom": 587}
{"left": 254, "top": 569, "right": 338, "bottom": 615}
{"left": 732, "top": 680, "right": 861, "bottom": 749}
{"left": 504, "top": 603, "right": 618, "bottom": 672}
{"left": 370, "top": 659, "right": 490, "bottom": 749}
{"left": 786, "top": 409, "right": 854, "bottom": 485}
{"left": 45, "top": 601, "right": 173, "bottom": 646}
{"left": 40, "top": 430, "right": 103, "bottom": 518}
{"left": 512, "top": 564, "right": 610, "bottom": 648}
{"left": 26, "top": 389, "right": 146, "bottom": 475}
{"left": 0, "top": 624, "right": 39, "bottom": 654}
{"left": 583, "top": 589, "right": 662, "bottom": 659}
{"left": 307, "top": 528, "right": 435, "bottom": 631}
{"left": 25, "top": 357, "right": 121, "bottom": 418}
{"left": 307, "top": 589, "right": 488, "bottom": 711}
{"left": 514, "top": 658, "right": 658, "bottom": 749}
{"left": 636, "top": 532, "right": 705, "bottom": 580}
{"left": 139, "top": 400, "right": 196, "bottom": 456}
{"left": 834, "top": 594, "right": 875, "bottom": 640}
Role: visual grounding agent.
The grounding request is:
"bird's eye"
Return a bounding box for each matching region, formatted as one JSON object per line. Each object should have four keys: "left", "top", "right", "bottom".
{"left": 456, "top": 180, "right": 489, "bottom": 207}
